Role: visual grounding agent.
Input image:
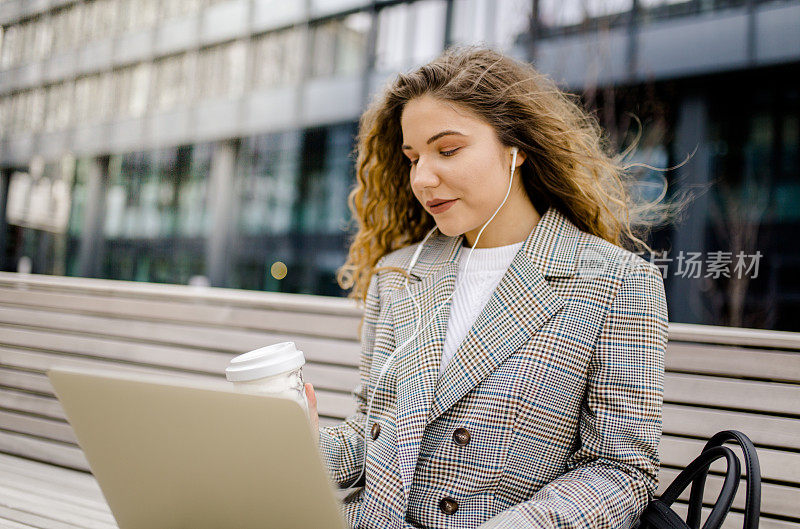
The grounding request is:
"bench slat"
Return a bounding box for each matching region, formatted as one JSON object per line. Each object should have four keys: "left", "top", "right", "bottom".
{"left": 0, "top": 453, "right": 103, "bottom": 494}
{"left": 0, "top": 505, "right": 96, "bottom": 529}
{"left": 0, "top": 323, "right": 360, "bottom": 369}
{"left": 664, "top": 372, "right": 800, "bottom": 415}
{"left": 0, "top": 287, "right": 360, "bottom": 341}
{"left": 0, "top": 409, "right": 77, "bottom": 445}
{"left": 0, "top": 352, "right": 359, "bottom": 396}
{"left": 0, "top": 430, "right": 89, "bottom": 471}
{"left": 668, "top": 322, "right": 800, "bottom": 351}
{"left": 0, "top": 272, "right": 362, "bottom": 317}
{"left": 660, "top": 434, "right": 800, "bottom": 485}
{"left": 669, "top": 501, "right": 799, "bottom": 529}
{"left": 659, "top": 467, "right": 798, "bottom": 518}
{"left": 663, "top": 403, "right": 800, "bottom": 450}
{"left": 665, "top": 342, "right": 800, "bottom": 383}
{"left": 0, "top": 484, "right": 116, "bottom": 527}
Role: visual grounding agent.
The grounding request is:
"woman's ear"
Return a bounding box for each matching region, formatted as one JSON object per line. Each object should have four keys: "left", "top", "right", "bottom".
{"left": 511, "top": 147, "right": 526, "bottom": 167}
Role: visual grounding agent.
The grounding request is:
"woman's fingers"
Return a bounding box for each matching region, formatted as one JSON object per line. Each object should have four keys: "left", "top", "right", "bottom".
{"left": 305, "top": 382, "right": 320, "bottom": 441}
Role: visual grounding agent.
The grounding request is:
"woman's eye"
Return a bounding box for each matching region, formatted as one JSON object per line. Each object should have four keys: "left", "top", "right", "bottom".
{"left": 407, "top": 148, "right": 457, "bottom": 166}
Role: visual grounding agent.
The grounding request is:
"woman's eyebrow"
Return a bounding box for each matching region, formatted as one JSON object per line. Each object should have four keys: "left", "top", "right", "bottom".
{"left": 402, "top": 130, "right": 467, "bottom": 150}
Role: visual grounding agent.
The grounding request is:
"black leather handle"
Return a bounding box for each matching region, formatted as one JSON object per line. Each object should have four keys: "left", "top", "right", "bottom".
{"left": 687, "top": 430, "right": 761, "bottom": 529}
{"left": 637, "top": 445, "right": 740, "bottom": 529}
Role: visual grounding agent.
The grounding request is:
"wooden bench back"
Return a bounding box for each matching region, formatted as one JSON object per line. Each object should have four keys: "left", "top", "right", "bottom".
{"left": 0, "top": 272, "right": 797, "bottom": 528}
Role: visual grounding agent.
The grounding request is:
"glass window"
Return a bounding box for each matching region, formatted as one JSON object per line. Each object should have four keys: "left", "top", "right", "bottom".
{"left": 10, "top": 91, "right": 25, "bottom": 134}
{"left": 196, "top": 46, "right": 224, "bottom": 100}
{"left": 106, "top": 151, "right": 155, "bottom": 238}
{"left": 73, "top": 75, "right": 94, "bottom": 124}
{"left": 236, "top": 131, "right": 301, "bottom": 235}
{"left": 376, "top": 0, "right": 446, "bottom": 72}
{"left": 155, "top": 52, "right": 195, "bottom": 111}
{"left": 161, "top": 0, "right": 205, "bottom": 20}
{"left": 129, "top": 63, "right": 152, "bottom": 118}
{"left": 102, "top": 147, "right": 209, "bottom": 285}
{"left": 34, "top": 15, "right": 54, "bottom": 61}
{"left": 67, "top": 157, "right": 92, "bottom": 238}
{"left": 225, "top": 41, "right": 248, "bottom": 99}
{"left": 1, "top": 25, "right": 19, "bottom": 69}
{"left": 112, "top": 65, "right": 151, "bottom": 120}
{"left": 309, "top": 12, "right": 371, "bottom": 78}
{"left": 82, "top": 0, "right": 117, "bottom": 42}
{"left": 312, "top": 0, "right": 369, "bottom": 14}
{"left": 538, "top": 0, "right": 586, "bottom": 28}
{"left": 82, "top": 1, "right": 99, "bottom": 42}
{"left": 251, "top": 28, "right": 304, "bottom": 90}
{"left": 119, "top": 0, "right": 159, "bottom": 33}
{"left": 29, "top": 88, "right": 45, "bottom": 132}
{"left": 296, "top": 122, "right": 357, "bottom": 233}
{"left": 66, "top": 3, "right": 84, "bottom": 49}
{"left": 51, "top": 9, "right": 68, "bottom": 51}
{"left": 539, "top": 0, "right": 633, "bottom": 30}
{"left": 95, "top": 72, "right": 114, "bottom": 123}
{"left": 492, "top": 0, "right": 533, "bottom": 51}
{"left": 196, "top": 42, "right": 246, "bottom": 101}
{"left": 175, "top": 143, "right": 212, "bottom": 237}
{"left": 0, "top": 96, "right": 8, "bottom": 136}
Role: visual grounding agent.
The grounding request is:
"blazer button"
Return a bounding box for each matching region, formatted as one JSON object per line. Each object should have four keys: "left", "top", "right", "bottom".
{"left": 370, "top": 422, "right": 381, "bottom": 440}
{"left": 439, "top": 497, "right": 458, "bottom": 515}
{"left": 452, "top": 427, "right": 471, "bottom": 446}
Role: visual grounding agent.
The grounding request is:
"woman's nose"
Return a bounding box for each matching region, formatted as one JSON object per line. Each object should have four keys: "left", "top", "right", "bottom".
{"left": 412, "top": 158, "right": 439, "bottom": 188}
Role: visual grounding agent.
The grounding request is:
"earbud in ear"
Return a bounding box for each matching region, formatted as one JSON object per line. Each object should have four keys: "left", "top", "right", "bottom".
{"left": 511, "top": 147, "right": 518, "bottom": 156}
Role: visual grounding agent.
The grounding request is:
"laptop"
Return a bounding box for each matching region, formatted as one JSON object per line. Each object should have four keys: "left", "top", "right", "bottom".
{"left": 47, "top": 366, "right": 348, "bottom": 529}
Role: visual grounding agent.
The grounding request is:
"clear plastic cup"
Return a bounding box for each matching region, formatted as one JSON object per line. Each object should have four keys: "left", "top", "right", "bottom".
{"left": 225, "top": 342, "right": 309, "bottom": 415}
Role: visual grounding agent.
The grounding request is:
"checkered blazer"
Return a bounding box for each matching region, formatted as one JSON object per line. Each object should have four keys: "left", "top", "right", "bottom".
{"left": 319, "top": 206, "right": 668, "bottom": 529}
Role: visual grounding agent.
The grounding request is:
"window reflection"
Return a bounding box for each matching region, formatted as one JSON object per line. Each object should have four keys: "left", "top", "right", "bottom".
{"left": 154, "top": 53, "right": 196, "bottom": 111}
{"left": 450, "top": 0, "right": 528, "bottom": 52}
{"left": 251, "top": 28, "right": 304, "bottom": 90}
{"left": 196, "top": 42, "right": 247, "bottom": 101}
{"left": 538, "top": 0, "right": 633, "bottom": 30}
{"left": 101, "top": 146, "right": 210, "bottom": 284}
{"left": 309, "top": 13, "right": 371, "bottom": 78}
{"left": 375, "top": 0, "right": 447, "bottom": 71}
{"left": 237, "top": 131, "right": 300, "bottom": 235}
{"left": 296, "top": 122, "right": 356, "bottom": 233}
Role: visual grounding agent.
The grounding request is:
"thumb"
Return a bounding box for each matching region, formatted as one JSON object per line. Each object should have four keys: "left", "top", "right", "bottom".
{"left": 305, "top": 382, "right": 317, "bottom": 410}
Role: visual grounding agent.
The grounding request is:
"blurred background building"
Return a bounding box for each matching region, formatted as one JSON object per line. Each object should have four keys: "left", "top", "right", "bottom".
{"left": 0, "top": 0, "right": 798, "bottom": 330}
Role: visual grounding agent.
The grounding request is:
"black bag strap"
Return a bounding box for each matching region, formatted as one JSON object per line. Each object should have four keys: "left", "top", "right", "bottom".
{"left": 687, "top": 430, "right": 761, "bottom": 529}
{"left": 638, "top": 445, "right": 741, "bottom": 529}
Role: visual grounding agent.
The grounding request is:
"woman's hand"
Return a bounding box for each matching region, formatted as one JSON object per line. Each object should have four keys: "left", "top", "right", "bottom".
{"left": 305, "top": 382, "right": 320, "bottom": 444}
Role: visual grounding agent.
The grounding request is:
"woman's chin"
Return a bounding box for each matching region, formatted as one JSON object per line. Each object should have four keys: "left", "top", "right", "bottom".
{"left": 434, "top": 222, "right": 463, "bottom": 238}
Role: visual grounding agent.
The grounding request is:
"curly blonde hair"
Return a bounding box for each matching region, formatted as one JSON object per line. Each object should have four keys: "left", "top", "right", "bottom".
{"left": 337, "top": 45, "right": 676, "bottom": 305}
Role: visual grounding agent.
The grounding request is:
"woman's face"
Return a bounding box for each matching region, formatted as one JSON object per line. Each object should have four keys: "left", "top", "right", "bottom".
{"left": 400, "top": 94, "right": 532, "bottom": 247}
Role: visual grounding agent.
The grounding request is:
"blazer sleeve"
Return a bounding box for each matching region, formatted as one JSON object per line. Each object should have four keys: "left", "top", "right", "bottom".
{"left": 478, "top": 262, "right": 668, "bottom": 529}
{"left": 317, "top": 262, "right": 383, "bottom": 487}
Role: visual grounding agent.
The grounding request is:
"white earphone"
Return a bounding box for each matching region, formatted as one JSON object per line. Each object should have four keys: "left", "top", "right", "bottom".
{"left": 350, "top": 146, "right": 520, "bottom": 521}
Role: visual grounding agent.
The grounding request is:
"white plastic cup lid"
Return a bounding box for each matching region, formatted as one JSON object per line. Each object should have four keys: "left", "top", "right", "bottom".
{"left": 225, "top": 342, "right": 306, "bottom": 382}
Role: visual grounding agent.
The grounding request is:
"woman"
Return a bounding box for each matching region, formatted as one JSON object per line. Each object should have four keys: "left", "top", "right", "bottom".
{"left": 306, "top": 46, "right": 669, "bottom": 529}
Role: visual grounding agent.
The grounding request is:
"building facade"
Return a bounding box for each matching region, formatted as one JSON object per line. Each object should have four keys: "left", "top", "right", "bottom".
{"left": 0, "top": 0, "right": 798, "bottom": 329}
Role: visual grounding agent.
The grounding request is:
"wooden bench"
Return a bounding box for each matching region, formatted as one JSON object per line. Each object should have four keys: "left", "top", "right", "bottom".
{"left": 0, "top": 271, "right": 798, "bottom": 528}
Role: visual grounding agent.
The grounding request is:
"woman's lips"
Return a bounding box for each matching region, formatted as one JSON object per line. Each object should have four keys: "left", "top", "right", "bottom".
{"left": 429, "top": 199, "right": 457, "bottom": 214}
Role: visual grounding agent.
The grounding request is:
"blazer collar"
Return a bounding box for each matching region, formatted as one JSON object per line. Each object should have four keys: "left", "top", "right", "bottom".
{"left": 407, "top": 205, "right": 581, "bottom": 281}
{"left": 386, "top": 206, "right": 579, "bottom": 501}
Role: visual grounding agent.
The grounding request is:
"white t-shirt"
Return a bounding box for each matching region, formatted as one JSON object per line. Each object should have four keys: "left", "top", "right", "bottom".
{"left": 439, "top": 240, "right": 524, "bottom": 376}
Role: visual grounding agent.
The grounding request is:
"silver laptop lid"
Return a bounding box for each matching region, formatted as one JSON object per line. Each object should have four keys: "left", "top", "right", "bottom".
{"left": 48, "top": 367, "right": 347, "bottom": 529}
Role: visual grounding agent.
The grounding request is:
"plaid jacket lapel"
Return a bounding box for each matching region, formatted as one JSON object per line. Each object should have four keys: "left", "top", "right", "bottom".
{"left": 387, "top": 232, "right": 464, "bottom": 500}
{"left": 429, "top": 206, "right": 580, "bottom": 424}
{"left": 386, "top": 206, "right": 580, "bottom": 500}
